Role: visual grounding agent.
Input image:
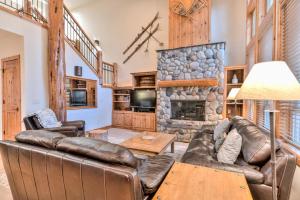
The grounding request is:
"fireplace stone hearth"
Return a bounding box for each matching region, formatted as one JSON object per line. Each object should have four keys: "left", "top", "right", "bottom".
{"left": 156, "top": 42, "right": 225, "bottom": 142}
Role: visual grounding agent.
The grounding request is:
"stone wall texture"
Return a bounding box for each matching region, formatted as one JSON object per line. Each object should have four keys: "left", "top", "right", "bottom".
{"left": 157, "top": 42, "right": 225, "bottom": 142}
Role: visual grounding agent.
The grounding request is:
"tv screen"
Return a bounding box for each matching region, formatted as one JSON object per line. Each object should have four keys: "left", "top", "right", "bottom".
{"left": 131, "top": 89, "right": 156, "bottom": 108}
{"left": 71, "top": 90, "right": 87, "bottom": 106}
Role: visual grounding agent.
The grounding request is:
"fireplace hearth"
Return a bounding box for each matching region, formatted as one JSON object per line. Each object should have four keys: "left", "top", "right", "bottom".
{"left": 171, "top": 100, "right": 205, "bottom": 121}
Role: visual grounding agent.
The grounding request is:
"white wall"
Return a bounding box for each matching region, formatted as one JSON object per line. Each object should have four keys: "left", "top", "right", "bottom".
{"left": 211, "top": 0, "right": 247, "bottom": 66}
{"left": 69, "top": 0, "right": 169, "bottom": 86}
{"left": 0, "top": 11, "right": 48, "bottom": 139}
{"left": 68, "top": 0, "right": 247, "bottom": 85}
{"left": 65, "top": 42, "right": 112, "bottom": 131}
{"left": 0, "top": 31, "right": 24, "bottom": 139}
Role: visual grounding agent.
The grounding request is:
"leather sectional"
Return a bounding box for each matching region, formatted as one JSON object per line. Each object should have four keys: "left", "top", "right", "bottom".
{"left": 0, "top": 130, "right": 174, "bottom": 200}
{"left": 181, "top": 116, "right": 297, "bottom": 200}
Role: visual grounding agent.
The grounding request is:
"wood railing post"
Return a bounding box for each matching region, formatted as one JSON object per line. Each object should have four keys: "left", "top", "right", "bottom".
{"left": 48, "top": 0, "right": 66, "bottom": 121}
{"left": 23, "top": 0, "right": 32, "bottom": 15}
{"left": 113, "top": 63, "right": 118, "bottom": 87}
{"left": 97, "top": 51, "right": 103, "bottom": 84}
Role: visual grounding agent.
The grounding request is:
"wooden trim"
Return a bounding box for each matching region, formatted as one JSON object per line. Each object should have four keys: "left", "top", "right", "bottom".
{"left": 66, "top": 76, "right": 96, "bottom": 82}
{"left": 157, "top": 79, "right": 218, "bottom": 88}
{"left": 0, "top": 5, "right": 48, "bottom": 29}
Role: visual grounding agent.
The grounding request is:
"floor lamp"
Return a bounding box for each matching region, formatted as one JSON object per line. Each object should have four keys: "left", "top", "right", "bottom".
{"left": 227, "top": 88, "right": 240, "bottom": 116}
{"left": 236, "top": 61, "right": 300, "bottom": 200}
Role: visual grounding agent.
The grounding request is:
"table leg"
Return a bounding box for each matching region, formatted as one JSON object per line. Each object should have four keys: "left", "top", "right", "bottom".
{"left": 171, "top": 142, "right": 175, "bottom": 153}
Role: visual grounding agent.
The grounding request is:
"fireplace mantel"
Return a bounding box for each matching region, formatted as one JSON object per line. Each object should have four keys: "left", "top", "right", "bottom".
{"left": 157, "top": 79, "right": 218, "bottom": 88}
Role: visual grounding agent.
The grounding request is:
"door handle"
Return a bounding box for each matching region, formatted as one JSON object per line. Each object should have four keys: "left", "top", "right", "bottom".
{"left": 15, "top": 107, "right": 19, "bottom": 112}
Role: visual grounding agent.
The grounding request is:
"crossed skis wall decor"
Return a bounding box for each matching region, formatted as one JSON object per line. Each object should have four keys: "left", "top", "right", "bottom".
{"left": 123, "top": 12, "right": 164, "bottom": 64}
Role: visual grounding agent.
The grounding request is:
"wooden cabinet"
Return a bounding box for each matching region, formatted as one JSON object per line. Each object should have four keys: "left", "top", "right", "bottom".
{"left": 112, "top": 111, "right": 156, "bottom": 131}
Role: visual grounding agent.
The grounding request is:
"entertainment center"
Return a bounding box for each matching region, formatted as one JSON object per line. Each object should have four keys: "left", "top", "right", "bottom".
{"left": 112, "top": 71, "right": 157, "bottom": 131}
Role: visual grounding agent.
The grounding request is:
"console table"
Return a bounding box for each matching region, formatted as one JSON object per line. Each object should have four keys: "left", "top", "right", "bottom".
{"left": 153, "top": 162, "right": 253, "bottom": 200}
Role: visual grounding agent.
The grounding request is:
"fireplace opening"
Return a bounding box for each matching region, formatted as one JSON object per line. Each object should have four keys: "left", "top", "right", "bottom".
{"left": 171, "top": 100, "right": 205, "bottom": 121}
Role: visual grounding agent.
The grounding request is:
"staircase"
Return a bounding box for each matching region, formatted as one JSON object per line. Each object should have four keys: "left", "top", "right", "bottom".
{"left": 0, "top": 0, "right": 103, "bottom": 79}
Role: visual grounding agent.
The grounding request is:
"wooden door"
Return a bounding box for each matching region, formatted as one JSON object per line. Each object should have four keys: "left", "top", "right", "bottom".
{"left": 2, "top": 56, "right": 21, "bottom": 140}
{"left": 123, "top": 113, "right": 132, "bottom": 128}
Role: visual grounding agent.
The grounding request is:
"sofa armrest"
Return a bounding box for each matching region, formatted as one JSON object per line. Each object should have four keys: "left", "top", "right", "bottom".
{"left": 190, "top": 159, "right": 264, "bottom": 184}
{"left": 43, "top": 126, "right": 78, "bottom": 137}
{"left": 137, "top": 155, "right": 174, "bottom": 195}
{"left": 62, "top": 120, "right": 85, "bottom": 129}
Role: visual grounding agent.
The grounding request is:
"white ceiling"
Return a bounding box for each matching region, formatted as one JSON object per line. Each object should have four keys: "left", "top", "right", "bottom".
{"left": 64, "top": 0, "right": 98, "bottom": 10}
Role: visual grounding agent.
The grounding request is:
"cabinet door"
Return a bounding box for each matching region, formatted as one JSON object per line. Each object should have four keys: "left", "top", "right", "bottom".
{"left": 123, "top": 113, "right": 132, "bottom": 128}
{"left": 132, "top": 114, "right": 141, "bottom": 129}
{"left": 113, "top": 112, "right": 124, "bottom": 126}
{"left": 145, "top": 114, "right": 156, "bottom": 131}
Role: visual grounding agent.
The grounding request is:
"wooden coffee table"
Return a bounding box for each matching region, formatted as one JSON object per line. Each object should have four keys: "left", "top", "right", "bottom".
{"left": 120, "top": 132, "right": 176, "bottom": 156}
{"left": 153, "top": 162, "right": 253, "bottom": 200}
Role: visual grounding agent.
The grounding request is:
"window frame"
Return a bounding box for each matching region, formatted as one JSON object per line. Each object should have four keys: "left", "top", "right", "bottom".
{"left": 102, "top": 62, "right": 116, "bottom": 88}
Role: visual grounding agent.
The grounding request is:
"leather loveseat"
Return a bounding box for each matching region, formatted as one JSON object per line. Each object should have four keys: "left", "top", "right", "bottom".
{"left": 0, "top": 130, "right": 174, "bottom": 200}
{"left": 181, "top": 116, "right": 296, "bottom": 200}
{"left": 23, "top": 114, "right": 85, "bottom": 137}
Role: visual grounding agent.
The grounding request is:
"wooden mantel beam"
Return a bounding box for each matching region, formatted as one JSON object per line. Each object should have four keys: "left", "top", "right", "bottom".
{"left": 157, "top": 79, "right": 218, "bottom": 88}
{"left": 48, "top": 0, "right": 66, "bottom": 121}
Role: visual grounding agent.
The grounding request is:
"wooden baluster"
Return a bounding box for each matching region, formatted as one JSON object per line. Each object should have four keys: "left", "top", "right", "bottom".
{"left": 97, "top": 51, "right": 103, "bottom": 84}
{"left": 48, "top": 0, "right": 66, "bottom": 121}
{"left": 23, "top": 0, "right": 32, "bottom": 16}
{"left": 113, "top": 63, "right": 118, "bottom": 87}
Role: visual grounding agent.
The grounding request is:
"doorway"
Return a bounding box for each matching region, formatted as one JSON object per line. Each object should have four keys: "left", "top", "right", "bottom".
{"left": 1, "top": 55, "right": 21, "bottom": 140}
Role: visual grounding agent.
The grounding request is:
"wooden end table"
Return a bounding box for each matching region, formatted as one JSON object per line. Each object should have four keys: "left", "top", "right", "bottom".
{"left": 88, "top": 129, "right": 108, "bottom": 140}
{"left": 120, "top": 132, "right": 176, "bottom": 156}
{"left": 153, "top": 162, "right": 253, "bottom": 200}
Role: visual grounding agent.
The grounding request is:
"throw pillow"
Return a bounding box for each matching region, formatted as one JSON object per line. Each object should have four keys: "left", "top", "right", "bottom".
{"left": 213, "top": 118, "right": 231, "bottom": 141}
{"left": 217, "top": 129, "right": 242, "bottom": 164}
{"left": 214, "top": 132, "right": 226, "bottom": 152}
{"left": 36, "top": 108, "right": 62, "bottom": 128}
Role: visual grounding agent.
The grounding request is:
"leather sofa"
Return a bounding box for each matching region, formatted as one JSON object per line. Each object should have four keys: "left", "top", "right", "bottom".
{"left": 23, "top": 114, "right": 85, "bottom": 137}
{"left": 0, "top": 130, "right": 174, "bottom": 200}
{"left": 181, "top": 116, "right": 296, "bottom": 200}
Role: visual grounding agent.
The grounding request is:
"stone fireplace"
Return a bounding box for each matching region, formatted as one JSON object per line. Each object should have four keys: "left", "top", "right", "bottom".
{"left": 156, "top": 42, "right": 225, "bottom": 142}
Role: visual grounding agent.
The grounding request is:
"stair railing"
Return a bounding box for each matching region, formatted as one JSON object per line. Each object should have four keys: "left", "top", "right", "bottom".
{"left": 63, "top": 5, "right": 100, "bottom": 75}
{"left": 0, "top": 0, "right": 48, "bottom": 25}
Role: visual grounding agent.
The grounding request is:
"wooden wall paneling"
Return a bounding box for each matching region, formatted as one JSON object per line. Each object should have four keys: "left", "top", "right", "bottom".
{"left": 169, "top": 0, "right": 211, "bottom": 48}
{"left": 48, "top": 0, "right": 66, "bottom": 121}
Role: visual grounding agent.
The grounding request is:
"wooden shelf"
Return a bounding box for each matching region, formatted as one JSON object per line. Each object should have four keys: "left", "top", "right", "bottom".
{"left": 134, "top": 86, "right": 156, "bottom": 89}
{"left": 113, "top": 94, "right": 130, "bottom": 96}
{"left": 157, "top": 79, "right": 218, "bottom": 88}
{"left": 227, "top": 83, "right": 243, "bottom": 86}
{"left": 226, "top": 103, "right": 244, "bottom": 105}
{"left": 114, "top": 101, "right": 130, "bottom": 103}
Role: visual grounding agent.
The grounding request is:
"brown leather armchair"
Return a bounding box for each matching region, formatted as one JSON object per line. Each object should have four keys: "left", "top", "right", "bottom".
{"left": 23, "top": 114, "right": 85, "bottom": 137}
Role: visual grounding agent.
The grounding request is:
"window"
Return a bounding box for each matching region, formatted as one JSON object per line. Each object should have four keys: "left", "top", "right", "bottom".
{"left": 279, "top": 0, "right": 300, "bottom": 147}
{"left": 266, "top": 0, "right": 273, "bottom": 12}
{"left": 102, "top": 62, "right": 116, "bottom": 87}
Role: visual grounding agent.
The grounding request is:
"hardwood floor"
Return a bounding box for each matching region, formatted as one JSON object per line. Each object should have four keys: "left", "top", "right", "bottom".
{"left": 0, "top": 128, "right": 188, "bottom": 199}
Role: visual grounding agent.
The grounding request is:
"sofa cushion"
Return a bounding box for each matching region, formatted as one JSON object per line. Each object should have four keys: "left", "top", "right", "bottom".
{"left": 213, "top": 118, "right": 231, "bottom": 141}
{"left": 35, "top": 108, "right": 62, "bottom": 128}
{"left": 138, "top": 155, "right": 174, "bottom": 194}
{"left": 238, "top": 125, "right": 278, "bottom": 165}
{"left": 56, "top": 137, "right": 138, "bottom": 168}
{"left": 214, "top": 132, "right": 226, "bottom": 152}
{"left": 15, "top": 130, "right": 66, "bottom": 149}
{"left": 217, "top": 129, "right": 242, "bottom": 164}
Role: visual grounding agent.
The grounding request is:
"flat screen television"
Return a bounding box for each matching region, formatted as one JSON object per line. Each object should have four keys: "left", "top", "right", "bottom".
{"left": 71, "top": 90, "right": 87, "bottom": 106}
{"left": 131, "top": 89, "right": 156, "bottom": 108}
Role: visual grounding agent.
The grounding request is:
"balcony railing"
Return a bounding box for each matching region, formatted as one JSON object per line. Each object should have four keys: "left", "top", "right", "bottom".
{"left": 64, "top": 5, "right": 99, "bottom": 73}
{"left": 0, "top": 0, "right": 48, "bottom": 25}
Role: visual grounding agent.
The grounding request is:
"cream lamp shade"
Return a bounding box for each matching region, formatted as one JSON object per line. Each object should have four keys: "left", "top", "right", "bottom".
{"left": 236, "top": 61, "right": 300, "bottom": 100}
{"left": 227, "top": 88, "right": 240, "bottom": 100}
